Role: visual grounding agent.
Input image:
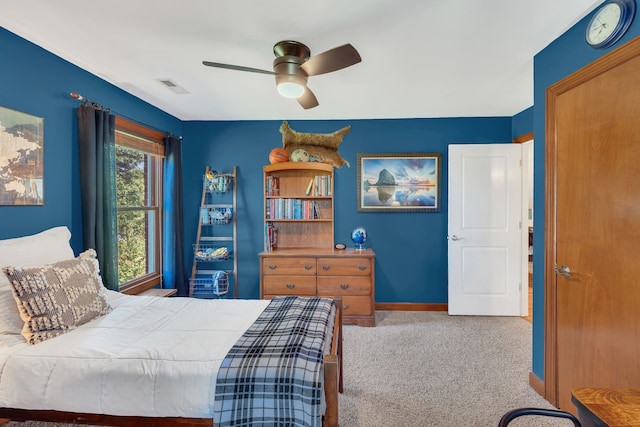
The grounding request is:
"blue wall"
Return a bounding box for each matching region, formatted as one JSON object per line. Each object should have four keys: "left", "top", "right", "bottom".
{"left": 0, "top": 27, "right": 182, "bottom": 250}
{"left": 512, "top": 107, "right": 533, "bottom": 139}
{"left": 182, "top": 118, "right": 512, "bottom": 301}
{"left": 530, "top": 13, "right": 640, "bottom": 380}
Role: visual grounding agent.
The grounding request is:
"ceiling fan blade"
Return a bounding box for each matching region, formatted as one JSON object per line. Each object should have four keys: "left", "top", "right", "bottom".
{"left": 300, "top": 44, "right": 361, "bottom": 76}
{"left": 202, "top": 61, "right": 274, "bottom": 75}
{"left": 297, "top": 87, "right": 319, "bottom": 109}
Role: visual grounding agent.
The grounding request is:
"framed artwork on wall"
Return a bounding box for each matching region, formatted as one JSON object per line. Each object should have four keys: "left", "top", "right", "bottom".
{"left": 357, "top": 152, "right": 441, "bottom": 212}
{"left": 0, "top": 105, "right": 44, "bottom": 206}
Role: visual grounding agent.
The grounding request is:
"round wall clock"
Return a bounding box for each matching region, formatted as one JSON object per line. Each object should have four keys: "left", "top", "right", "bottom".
{"left": 586, "top": 0, "right": 636, "bottom": 49}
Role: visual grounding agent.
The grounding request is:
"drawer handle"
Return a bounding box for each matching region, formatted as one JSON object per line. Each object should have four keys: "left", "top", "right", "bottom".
{"left": 322, "top": 265, "right": 330, "bottom": 271}
{"left": 304, "top": 265, "right": 312, "bottom": 270}
{"left": 286, "top": 283, "right": 295, "bottom": 289}
{"left": 268, "top": 265, "right": 277, "bottom": 270}
{"left": 343, "top": 304, "right": 350, "bottom": 310}
{"left": 340, "top": 283, "right": 349, "bottom": 290}
{"left": 358, "top": 265, "right": 367, "bottom": 271}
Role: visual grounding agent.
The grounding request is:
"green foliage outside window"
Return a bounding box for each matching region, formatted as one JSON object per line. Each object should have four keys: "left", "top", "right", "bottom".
{"left": 116, "top": 146, "right": 148, "bottom": 284}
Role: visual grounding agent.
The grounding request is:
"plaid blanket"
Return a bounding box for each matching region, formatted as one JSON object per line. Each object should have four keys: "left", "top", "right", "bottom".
{"left": 214, "top": 296, "right": 335, "bottom": 427}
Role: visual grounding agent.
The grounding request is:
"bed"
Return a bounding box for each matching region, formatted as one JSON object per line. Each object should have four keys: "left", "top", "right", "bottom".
{"left": 0, "top": 227, "right": 343, "bottom": 427}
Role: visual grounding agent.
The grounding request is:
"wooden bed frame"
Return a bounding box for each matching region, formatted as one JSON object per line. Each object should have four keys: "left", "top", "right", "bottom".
{"left": 0, "top": 299, "right": 343, "bottom": 427}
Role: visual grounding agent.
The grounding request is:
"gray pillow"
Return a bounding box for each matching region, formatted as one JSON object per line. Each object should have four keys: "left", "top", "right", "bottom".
{"left": 3, "top": 249, "right": 112, "bottom": 344}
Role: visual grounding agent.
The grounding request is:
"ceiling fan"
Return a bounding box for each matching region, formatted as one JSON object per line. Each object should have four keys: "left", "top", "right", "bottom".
{"left": 203, "top": 40, "right": 362, "bottom": 109}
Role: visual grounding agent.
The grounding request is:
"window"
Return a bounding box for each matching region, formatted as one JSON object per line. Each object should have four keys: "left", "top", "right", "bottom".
{"left": 115, "top": 117, "right": 164, "bottom": 294}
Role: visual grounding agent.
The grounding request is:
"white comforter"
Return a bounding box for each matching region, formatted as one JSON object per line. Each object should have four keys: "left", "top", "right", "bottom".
{"left": 0, "top": 291, "right": 270, "bottom": 418}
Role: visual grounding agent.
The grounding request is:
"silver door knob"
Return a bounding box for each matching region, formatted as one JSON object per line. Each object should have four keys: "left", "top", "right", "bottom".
{"left": 554, "top": 264, "right": 571, "bottom": 278}
{"left": 449, "top": 235, "right": 464, "bottom": 241}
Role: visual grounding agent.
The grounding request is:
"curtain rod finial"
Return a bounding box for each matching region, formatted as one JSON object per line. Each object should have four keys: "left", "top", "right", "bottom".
{"left": 70, "top": 92, "right": 84, "bottom": 101}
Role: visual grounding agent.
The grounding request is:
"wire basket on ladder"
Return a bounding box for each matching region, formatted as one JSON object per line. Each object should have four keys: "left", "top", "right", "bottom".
{"left": 200, "top": 207, "right": 232, "bottom": 225}
{"left": 193, "top": 244, "right": 232, "bottom": 261}
{"left": 204, "top": 173, "right": 231, "bottom": 193}
{"left": 190, "top": 271, "right": 229, "bottom": 298}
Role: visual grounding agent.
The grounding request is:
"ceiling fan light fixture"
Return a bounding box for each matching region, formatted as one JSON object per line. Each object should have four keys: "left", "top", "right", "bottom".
{"left": 275, "top": 70, "right": 307, "bottom": 98}
{"left": 277, "top": 81, "right": 305, "bottom": 98}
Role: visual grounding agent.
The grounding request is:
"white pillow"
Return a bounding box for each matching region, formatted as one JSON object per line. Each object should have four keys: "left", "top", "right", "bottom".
{"left": 0, "top": 226, "right": 75, "bottom": 337}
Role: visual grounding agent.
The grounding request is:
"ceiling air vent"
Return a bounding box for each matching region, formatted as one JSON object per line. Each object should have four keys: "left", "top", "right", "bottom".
{"left": 157, "top": 78, "right": 190, "bottom": 94}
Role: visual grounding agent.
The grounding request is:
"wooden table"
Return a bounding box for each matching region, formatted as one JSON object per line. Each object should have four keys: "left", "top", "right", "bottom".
{"left": 572, "top": 388, "right": 640, "bottom": 427}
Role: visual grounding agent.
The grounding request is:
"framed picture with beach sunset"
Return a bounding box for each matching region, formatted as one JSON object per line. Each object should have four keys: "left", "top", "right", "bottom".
{"left": 356, "top": 152, "right": 441, "bottom": 212}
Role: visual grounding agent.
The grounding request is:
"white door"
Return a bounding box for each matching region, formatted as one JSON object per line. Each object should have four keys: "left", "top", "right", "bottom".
{"left": 448, "top": 144, "right": 523, "bottom": 315}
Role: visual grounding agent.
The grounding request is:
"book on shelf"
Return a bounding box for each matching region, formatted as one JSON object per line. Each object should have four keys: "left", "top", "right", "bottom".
{"left": 266, "top": 175, "right": 330, "bottom": 197}
{"left": 313, "top": 175, "right": 332, "bottom": 196}
{"left": 265, "top": 222, "right": 278, "bottom": 251}
{"left": 265, "top": 199, "right": 320, "bottom": 220}
{"left": 265, "top": 176, "right": 280, "bottom": 196}
{"left": 305, "top": 178, "right": 314, "bottom": 196}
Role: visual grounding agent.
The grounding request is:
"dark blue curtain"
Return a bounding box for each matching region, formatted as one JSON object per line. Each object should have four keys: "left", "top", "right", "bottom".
{"left": 163, "top": 136, "right": 188, "bottom": 296}
{"left": 77, "top": 105, "right": 119, "bottom": 290}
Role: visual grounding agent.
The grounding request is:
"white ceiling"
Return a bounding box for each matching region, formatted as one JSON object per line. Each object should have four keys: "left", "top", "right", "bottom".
{"left": 0, "top": 0, "right": 602, "bottom": 121}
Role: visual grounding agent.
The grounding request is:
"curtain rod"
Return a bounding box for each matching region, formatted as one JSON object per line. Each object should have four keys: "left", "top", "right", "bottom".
{"left": 70, "top": 92, "right": 182, "bottom": 140}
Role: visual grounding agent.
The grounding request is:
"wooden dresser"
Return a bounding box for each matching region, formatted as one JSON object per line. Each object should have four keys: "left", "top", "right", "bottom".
{"left": 260, "top": 248, "right": 375, "bottom": 326}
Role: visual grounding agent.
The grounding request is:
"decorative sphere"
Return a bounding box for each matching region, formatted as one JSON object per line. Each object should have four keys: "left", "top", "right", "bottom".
{"left": 351, "top": 227, "right": 367, "bottom": 245}
{"left": 269, "top": 147, "right": 289, "bottom": 164}
{"left": 290, "top": 148, "right": 310, "bottom": 162}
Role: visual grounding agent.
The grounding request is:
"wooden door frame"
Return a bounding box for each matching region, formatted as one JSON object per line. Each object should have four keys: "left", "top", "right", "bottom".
{"left": 544, "top": 35, "right": 640, "bottom": 406}
{"left": 512, "top": 135, "right": 534, "bottom": 320}
{"left": 513, "top": 132, "right": 533, "bottom": 144}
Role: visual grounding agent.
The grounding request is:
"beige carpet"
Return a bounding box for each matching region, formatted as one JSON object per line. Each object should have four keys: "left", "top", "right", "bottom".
{"left": 338, "top": 311, "right": 561, "bottom": 426}
{"left": 4, "top": 311, "right": 566, "bottom": 427}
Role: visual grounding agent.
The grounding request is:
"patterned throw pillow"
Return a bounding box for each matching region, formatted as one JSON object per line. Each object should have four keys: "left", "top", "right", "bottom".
{"left": 3, "top": 249, "right": 112, "bottom": 344}
{"left": 0, "top": 226, "right": 75, "bottom": 340}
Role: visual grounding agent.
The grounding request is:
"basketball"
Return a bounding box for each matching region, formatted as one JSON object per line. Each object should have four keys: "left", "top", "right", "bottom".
{"left": 269, "top": 147, "right": 289, "bottom": 164}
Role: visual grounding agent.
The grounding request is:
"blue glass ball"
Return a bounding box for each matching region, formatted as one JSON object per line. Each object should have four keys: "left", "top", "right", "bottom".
{"left": 351, "top": 227, "right": 367, "bottom": 245}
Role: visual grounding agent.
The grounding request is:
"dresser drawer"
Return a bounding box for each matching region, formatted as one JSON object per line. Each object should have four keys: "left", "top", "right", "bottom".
{"left": 260, "top": 249, "right": 376, "bottom": 326}
{"left": 262, "top": 257, "right": 316, "bottom": 275}
{"left": 262, "top": 275, "right": 316, "bottom": 295}
{"left": 335, "top": 296, "right": 373, "bottom": 316}
{"left": 317, "top": 276, "right": 371, "bottom": 295}
{"left": 317, "top": 257, "right": 371, "bottom": 276}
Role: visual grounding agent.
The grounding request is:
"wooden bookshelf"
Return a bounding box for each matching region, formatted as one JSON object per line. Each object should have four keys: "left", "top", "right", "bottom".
{"left": 263, "top": 162, "right": 334, "bottom": 250}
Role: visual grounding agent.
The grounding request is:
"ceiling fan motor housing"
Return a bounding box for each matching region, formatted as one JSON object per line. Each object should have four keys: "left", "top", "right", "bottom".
{"left": 273, "top": 55, "right": 308, "bottom": 94}
{"left": 273, "top": 40, "right": 311, "bottom": 59}
{"left": 273, "top": 40, "right": 311, "bottom": 93}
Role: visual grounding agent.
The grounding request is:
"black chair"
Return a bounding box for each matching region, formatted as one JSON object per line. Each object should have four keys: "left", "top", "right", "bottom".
{"left": 498, "top": 407, "right": 582, "bottom": 426}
